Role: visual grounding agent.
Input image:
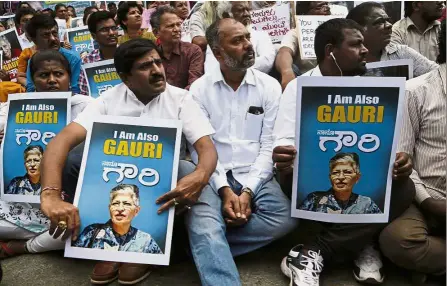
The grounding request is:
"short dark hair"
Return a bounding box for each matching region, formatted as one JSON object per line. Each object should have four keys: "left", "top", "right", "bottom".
{"left": 404, "top": 1, "right": 416, "bottom": 17}
{"left": 108, "top": 2, "right": 117, "bottom": 9}
{"left": 41, "top": 8, "right": 56, "bottom": 18}
{"left": 150, "top": 5, "right": 176, "bottom": 31}
{"left": 26, "top": 13, "right": 57, "bottom": 40}
{"left": 83, "top": 6, "right": 98, "bottom": 25}
{"left": 54, "top": 3, "right": 66, "bottom": 12}
{"left": 437, "top": 20, "right": 446, "bottom": 64}
{"left": 117, "top": 1, "right": 143, "bottom": 31}
{"left": 314, "top": 18, "right": 364, "bottom": 63}
{"left": 206, "top": 18, "right": 239, "bottom": 49}
{"left": 296, "top": 2, "right": 313, "bottom": 15}
{"left": 23, "top": 145, "right": 44, "bottom": 159}
{"left": 14, "top": 7, "right": 35, "bottom": 26}
{"left": 29, "top": 50, "right": 71, "bottom": 80}
{"left": 346, "top": 2, "right": 385, "bottom": 26}
{"left": 67, "top": 5, "right": 75, "bottom": 10}
{"left": 114, "top": 38, "right": 160, "bottom": 74}
{"left": 88, "top": 11, "right": 116, "bottom": 34}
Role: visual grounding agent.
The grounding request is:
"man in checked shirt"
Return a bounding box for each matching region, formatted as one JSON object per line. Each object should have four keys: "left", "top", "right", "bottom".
{"left": 379, "top": 20, "right": 446, "bottom": 282}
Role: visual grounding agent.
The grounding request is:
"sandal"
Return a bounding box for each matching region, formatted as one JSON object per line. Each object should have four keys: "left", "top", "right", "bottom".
{"left": 0, "top": 241, "right": 28, "bottom": 259}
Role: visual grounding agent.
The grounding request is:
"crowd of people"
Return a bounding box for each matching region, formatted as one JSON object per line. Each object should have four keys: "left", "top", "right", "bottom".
{"left": 0, "top": 1, "right": 445, "bottom": 286}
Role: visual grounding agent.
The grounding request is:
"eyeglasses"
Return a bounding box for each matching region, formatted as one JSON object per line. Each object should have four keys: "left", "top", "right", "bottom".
{"left": 97, "top": 26, "right": 119, "bottom": 33}
{"left": 110, "top": 201, "right": 135, "bottom": 209}
{"left": 25, "top": 158, "right": 41, "bottom": 166}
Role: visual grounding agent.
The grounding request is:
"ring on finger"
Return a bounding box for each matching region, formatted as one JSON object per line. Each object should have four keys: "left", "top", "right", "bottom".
{"left": 58, "top": 220, "right": 68, "bottom": 230}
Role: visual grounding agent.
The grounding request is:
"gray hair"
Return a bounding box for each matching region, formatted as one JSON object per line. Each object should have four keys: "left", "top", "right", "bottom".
{"left": 110, "top": 184, "right": 140, "bottom": 207}
{"left": 150, "top": 5, "right": 177, "bottom": 31}
{"left": 23, "top": 145, "right": 44, "bottom": 160}
{"left": 329, "top": 152, "right": 361, "bottom": 174}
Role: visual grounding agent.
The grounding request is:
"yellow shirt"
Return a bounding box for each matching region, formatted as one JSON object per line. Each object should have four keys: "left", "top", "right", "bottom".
{"left": 118, "top": 29, "right": 156, "bottom": 45}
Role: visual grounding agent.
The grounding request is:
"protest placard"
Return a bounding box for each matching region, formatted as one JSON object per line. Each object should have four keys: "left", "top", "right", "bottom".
{"left": 291, "top": 77, "right": 405, "bottom": 223}
{"left": 251, "top": 1, "right": 291, "bottom": 43}
{"left": 365, "top": 59, "right": 413, "bottom": 79}
{"left": 0, "top": 15, "right": 15, "bottom": 30}
{"left": 82, "top": 59, "right": 122, "bottom": 98}
{"left": 296, "top": 15, "right": 337, "bottom": 59}
{"left": 0, "top": 28, "right": 23, "bottom": 80}
{"left": 66, "top": 26, "right": 94, "bottom": 57}
{"left": 65, "top": 116, "right": 181, "bottom": 265}
{"left": 1, "top": 93, "right": 71, "bottom": 204}
{"left": 70, "top": 16, "right": 85, "bottom": 28}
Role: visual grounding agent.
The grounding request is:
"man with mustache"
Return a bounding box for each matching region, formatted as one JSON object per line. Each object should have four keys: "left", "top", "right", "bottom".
{"left": 299, "top": 153, "right": 382, "bottom": 214}
{"left": 186, "top": 18, "right": 297, "bottom": 286}
{"left": 6, "top": 145, "right": 43, "bottom": 195}
{"left": 39, "top": 38, "right": 217, "bottom": 285}
{"left": 391, "top": 1, "right": 444, "bottom": 61}
{"left": 204, "top": 1, "right": 275, "bottom": 74}
{"left": 74, "top": 184, "right": 163, "bottom": 254}
{"left": 150, "top": 6, "right": 203, "bottom": 90}
{"left": 24, "top": 14, "right": 81, "bottom": 93}
{"left": 347, "top": 1, "right": 438, "bottom": 78}
{"left": 274, "top": 18, "right": 415, "bottom": 286}
{"left": 78, "top": 11, "right": 119, "bottom": 96}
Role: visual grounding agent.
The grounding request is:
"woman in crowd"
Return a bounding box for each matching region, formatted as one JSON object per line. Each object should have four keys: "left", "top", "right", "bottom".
{"left": 117, "top": 1, "right": 156, "bottom": 45}
{"left": 0, "top": 50, "right": 91, "bottom": 258}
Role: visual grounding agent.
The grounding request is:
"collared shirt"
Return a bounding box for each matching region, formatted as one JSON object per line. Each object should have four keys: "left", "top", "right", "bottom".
{"left": 159, "top": 41, "right": 204, "bottom": 90}
{"left": 273, "top": 66, "right": 322, "bottom": 148}
{"left": 5, "top": 174, "right": 40, "bottom": 195}
{"left": 78, "top": 49, "right": 104, "bottom": 96}
{"left": 74, "top": 83, "right": 214, "bottom": 146}
{"left": 379, "top": 44, "right": 438, "bottom": 78}
{"left": 26, "top": 48, "right": 82, "bottom": 94}
{"left": 73, "top": 221, "right": 163, "bottom": 253}
{"left": 280, "top": 28, "right": 317, "bottom": 75}
{"left": 398, "top": 64, "right": 446, "bottom": 204}
{"left": 189, "top": 67, "right": 281, "bottom": 195}
{"left": 299, "top": 190, "right": 382, "bottom": 214}
{"left": 204, "top": 28, "right": 276, "bottom": 74}
{"left": 391, "top": 17, "right": 441, "bottom": 61}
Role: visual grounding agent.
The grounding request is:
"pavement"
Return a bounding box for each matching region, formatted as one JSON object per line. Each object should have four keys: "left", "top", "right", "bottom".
{"left": 2, "top": 221, "right": 445, "bottom": 286}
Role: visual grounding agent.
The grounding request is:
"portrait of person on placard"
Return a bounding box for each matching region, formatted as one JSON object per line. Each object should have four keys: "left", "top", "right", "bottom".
{"left": 73, "top": 184, "right": 163, "bottom": 254}
{"left": 298, "top": 152, "right": 382, "bottom": 214}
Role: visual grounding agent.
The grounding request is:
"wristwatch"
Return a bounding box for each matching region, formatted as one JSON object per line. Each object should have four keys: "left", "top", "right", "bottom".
{"left": 241, "top": 187, "right": 254, "bottom": 198}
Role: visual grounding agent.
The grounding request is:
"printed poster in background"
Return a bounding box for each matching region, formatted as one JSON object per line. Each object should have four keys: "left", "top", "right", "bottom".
{"left": 70, "top": 17, "right": 85, "bottom": 28}
{"left": 365, "top": 59, "right": 413, "bottom": 80}
{"left": 38, "top": 1, "right": 93, "bottom": 18}
{"left": 297, "top": 15, "right": 337, "bottom": 59}
{"left": 0, "top": 15, "right": 15, "bottom": 30}
{"left": 83, "top": 59, "right": 122, "bottom": 98}
{"left": 250, "top": 1, "right": 291, "bottom": 43}
{"left": 291, "top": 77, "right": 405, "bottom": 223}
{"left": 0, "top": 93, "right": 70, "bottom": 204}
{"left": 65, "top": 116, "right": 181, "bottom": 265}
{"left": 0, "top": 28, "right": 23, "bottom": 80}
{"left": 66, "top": 26, "right": 94, "bottom": 57}
{"left": 0, "top": 51, "right": 2, "bottom": 69}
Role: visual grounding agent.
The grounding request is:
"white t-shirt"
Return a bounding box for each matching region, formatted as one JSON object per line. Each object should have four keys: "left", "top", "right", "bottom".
{"left": 74, "top": 83, "right": 215, "bottom": 146}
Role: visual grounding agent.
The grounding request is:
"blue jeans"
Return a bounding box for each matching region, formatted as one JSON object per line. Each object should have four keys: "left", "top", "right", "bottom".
{"left": 185, "top": 173, "right": 298, "bottom": 286}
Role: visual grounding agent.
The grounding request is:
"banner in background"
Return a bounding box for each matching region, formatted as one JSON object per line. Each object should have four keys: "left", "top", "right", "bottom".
{"left": 0, "top": 28, "right": 23, "bottom": 80}
{"left": 365, "top": 59, "right": 413, "bottom": 79}
{"left": 65, "top": 116, "right": 181, "bottom": 265}
{"left": 251, "top": 1, "right": 291, "bottom": 43}
{"left": 1, "top": 93, "right": 70, "bottom": 204}
{"left": 291, "top": 77, "right": 405, "bottom": 223}
{"left": 297, "top": 15, "right": 337, "bottom": 59}
{"left": 83, "top": 59, "right": 122, "bottom": 98}
{"left": 66, "top": 26, "right": 94, "bottom": 57}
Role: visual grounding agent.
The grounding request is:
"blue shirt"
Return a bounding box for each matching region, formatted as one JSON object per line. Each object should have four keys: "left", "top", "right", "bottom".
{"left": 74, "top": 220, "right": 163, "bottom": 254}
{"left": 26, "top": 48, "right": 81, "bottom": 94}
{"left": 299, "top": 189, "right": 382, "bottom": 214}
{"left": 6, "top": 174, "right": 41, "bottom": 195}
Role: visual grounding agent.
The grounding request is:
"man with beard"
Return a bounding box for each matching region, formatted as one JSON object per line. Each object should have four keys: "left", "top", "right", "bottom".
{"left": 347, "top": 2, "right": 438, "bottom": 78}
{"left": 204, "top": 1, "right": 275, "bottom": 74}
{"left": 186, "top": 18, "right": 297, "bottom": 286}
{"left": 24, "top": 14, "right": 81, "bottom": 93}
{"left": 150, "top": 6, "right": 203, "bottom": 90}
{"left": 78, "top": 11, "right": 119, "bottom": 96}
{"left": 274, "top": 18, "right": 415, "bottom": 285}
{"left": 391, "top": 1, "right": 444, "bottom": 61}
{"left": 39, "top": 39, "right": 217, "bottom": 285}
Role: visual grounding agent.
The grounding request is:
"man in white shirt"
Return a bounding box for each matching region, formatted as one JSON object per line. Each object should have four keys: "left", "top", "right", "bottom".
{"left": 39, "top": 39, "right": 218, "bottom": 286}
{"left": 274, "top": 19, "right": 415, "bottom": 286}
{"left": 186, "top": 18, "right": 297, "bottom": 286}
{"left": 204, "top": 1, "right": 275, "bottom": 74}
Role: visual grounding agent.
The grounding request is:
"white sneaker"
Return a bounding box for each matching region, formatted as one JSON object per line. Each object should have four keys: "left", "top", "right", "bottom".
{"left": 353, "top": 245, "right": 385, "bottom": 284}
{"left": 280, "top": 245, "right": 323, "bottom": 286}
